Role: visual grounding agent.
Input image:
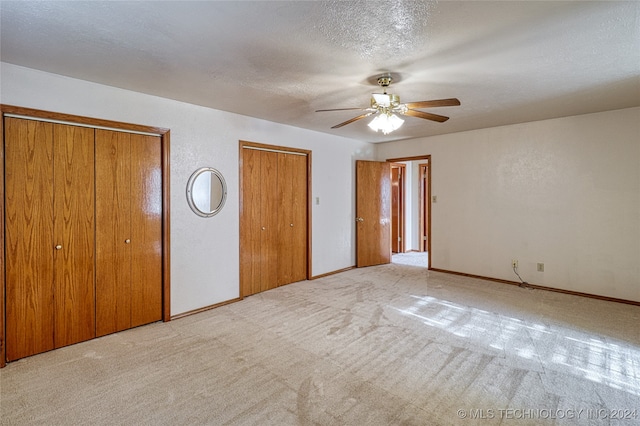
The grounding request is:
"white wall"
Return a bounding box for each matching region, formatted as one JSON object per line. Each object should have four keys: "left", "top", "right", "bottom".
{"left": 1, "top": 63, "right": 375, "bottom": 315}
{"left": 377, "top": 108, "right": 640, "bottom": 302}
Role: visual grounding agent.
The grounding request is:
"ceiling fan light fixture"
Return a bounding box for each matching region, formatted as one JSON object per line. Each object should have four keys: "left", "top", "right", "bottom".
{"left": 371, "top": 93, "right": 400, "bottom": 108}
{"left": 316, "top": 73, "right": 459, "bottom": 133}
{"left": 368, "top": 112, "right": 404, "bottom": 135}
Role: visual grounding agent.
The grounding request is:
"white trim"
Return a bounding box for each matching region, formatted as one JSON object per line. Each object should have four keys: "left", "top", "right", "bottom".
{"left": 3, "top": 113, "right": 162, "bottom": 137}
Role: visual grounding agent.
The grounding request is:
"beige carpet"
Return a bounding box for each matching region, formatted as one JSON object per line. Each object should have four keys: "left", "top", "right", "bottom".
{"left": 1, "top": 262, "right": 639, "bottom": 425}
{"left": 392, "top": 251, "right": 429, "bottom": 268}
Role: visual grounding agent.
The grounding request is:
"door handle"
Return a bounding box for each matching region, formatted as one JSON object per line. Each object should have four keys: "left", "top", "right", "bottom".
{"left": 355, "top": 217, "right": 364, "bottom": 222}
{"left": 55, "top": 244, "right": 62, "bottom": 250}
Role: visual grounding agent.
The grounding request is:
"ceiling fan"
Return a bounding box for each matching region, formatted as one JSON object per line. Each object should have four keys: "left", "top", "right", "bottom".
{"left": 316, "top": 75, "right": 460, "bottom": 134}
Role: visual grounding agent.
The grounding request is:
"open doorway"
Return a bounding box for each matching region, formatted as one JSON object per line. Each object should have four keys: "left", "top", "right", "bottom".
{"left": 386, "top": 155, "right": 431, "bottom": 268}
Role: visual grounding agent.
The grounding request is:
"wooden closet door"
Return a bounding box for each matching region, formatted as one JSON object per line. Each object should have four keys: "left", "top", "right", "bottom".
{"left": 241, "top": 148, "right": 262, "bottom": 297}
{"left": 290, "top": 153, "right": 308, "bottom": 283}
{"left": 240, "top": 148, "right": 279, "bottom": 295}
{"left": 95, "top": 130, "right": 132, "bottom": 336}
{"left": 52, "top": 124, "right": 96, "bottom": 348}
{"left": 5, "top": 118, "right": 55, "bottom": 361}
{"left": 259, "top": 151, "right": 279, "bottom": 292}
{"left": 277, "top": 153, "right": 307, "bottom": 285}
{"left": 130, "top": 134, "right": 162, "bottom": 327}
{"left": 277, "top": 153, "right": 295, "bottom": 285}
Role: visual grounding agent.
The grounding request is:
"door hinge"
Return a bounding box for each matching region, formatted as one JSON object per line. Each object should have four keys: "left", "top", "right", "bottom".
{"left": 423, "top": 236, "right": 428, "bottom": 241}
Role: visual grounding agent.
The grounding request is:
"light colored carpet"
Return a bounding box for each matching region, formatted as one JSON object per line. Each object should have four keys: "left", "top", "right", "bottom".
{"left": 392, "top": 252, "right": 428, "bottom": 268}
{"left": 1, "top": 263, "right": 639, "bottom": 425}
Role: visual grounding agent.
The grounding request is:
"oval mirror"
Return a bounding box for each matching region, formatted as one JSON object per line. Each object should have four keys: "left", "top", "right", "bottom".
{"left": 186, "top": 167, "right": 227, "bottom": 217}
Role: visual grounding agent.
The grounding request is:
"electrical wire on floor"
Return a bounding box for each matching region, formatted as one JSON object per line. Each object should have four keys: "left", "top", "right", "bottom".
{"left": 513, "top": 264, "right": 532, "bottom": 289}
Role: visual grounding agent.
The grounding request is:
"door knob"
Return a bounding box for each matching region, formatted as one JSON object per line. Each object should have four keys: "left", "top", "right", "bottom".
{"left": 290, "top": 223, "right": 294, "bottom": 227}
{"left": 55, "top": 245, "right": 62, "bottom": 250}
{"left": 261, "top": 227, "right": 266, "bottom": 230}
{"left": 356, "top": 217, "right": 364, "bottom": 222}
{"left": 125, "top": 239, "right": 131, "bottom": 244}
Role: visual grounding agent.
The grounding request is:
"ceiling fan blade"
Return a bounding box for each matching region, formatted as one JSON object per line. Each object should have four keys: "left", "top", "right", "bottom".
{"left": 403, "top": 109, "right": 450, "bottom": 123}
{"left": 331, "top": 112, "right": 374, "bottom": 129}
{"left": 316, "top": 107, "right": 366, "bottom": 112}
{"left": 404, "top": 98, "right": 461, "bottom": 109}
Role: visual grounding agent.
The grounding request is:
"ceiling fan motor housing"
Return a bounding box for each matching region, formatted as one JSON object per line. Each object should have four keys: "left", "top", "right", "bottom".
{"left": 377, "top": 76, "right": 392, "bottom": 88}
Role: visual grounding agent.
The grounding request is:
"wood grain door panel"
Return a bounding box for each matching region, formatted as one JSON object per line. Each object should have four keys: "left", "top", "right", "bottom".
{"left": 53, "top": 124, "right": 96, "bottom": 348}
{"left": 241, "top": 145, "right": 309, "bottom": 296}
{"left": 356, "top": 160, "right": 391, "bottom": 267}
{"left": 276, "top": 152, "right": 308, "bottom": 286}
{"left": 240, "top": 148, "right": 263, "bottom": 297}
{"left": 95, "top": 131, "right": 162, "bottom": 333}
{"left": 130, "top": 134, "right": 163, "bottom": 327}
{"left": 95, "top": 130, "right": 132, "bottom": 336}
{"left": 5, "top": 118, "right": 56, "bottom": 361}
{"left": 3, "top": 109, "right": 168, "bottom": 363}
{"left": 277, "top": 153, "right": 295, "bottom": 286}
{"left": 260, "top": 151, "right": 279, "bottom": 292}
{"left": 290, "top": 153, "right": 308, "bottom": 283}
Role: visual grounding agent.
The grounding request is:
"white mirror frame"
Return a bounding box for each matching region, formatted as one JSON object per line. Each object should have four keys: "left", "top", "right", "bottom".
{"left": 186, "top": 167, "right": 228, "bottom": 218}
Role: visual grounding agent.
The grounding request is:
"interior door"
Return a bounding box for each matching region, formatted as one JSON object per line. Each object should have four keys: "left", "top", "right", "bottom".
{"left": 277, "top": 152, "right": 308, "bottom": 285}
{"left": 240, "top": 147, "right": 262, "bottom": 297}
{"left": 356, "top": 160, "right": 391, "bottom": 267}
{"left": 96, "top": 130, "right": 132, "bottom": 336}
{"left": 240, "top": 148, "right": 279, "bottom": 296}
{"left": 6, "top": 119, "right": 96, "bottom": 360}
{"left": 259, "top": 151, "right": 279, "bottom": 292}
{"left": 5, "top": 118, "right": 56, "bottom": 361}
{"left": 95, "top": 130, "right": 162, "bottom": 336}
{"left": 130, "top": 133, "right": 163, "bottom": 327}
{"left": 52, "top": 123, "right": 96, "bottom": 348}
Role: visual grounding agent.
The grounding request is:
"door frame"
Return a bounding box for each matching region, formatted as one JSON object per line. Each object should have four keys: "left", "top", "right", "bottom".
{"left": 238, "top": 140, "right": 312, "bottom": 297}
{"left": 419, "top": 162, "right": 430, "bottom": 253}
{"left": 386, "top": 155, "right": 432, "bottom": 269}
{"left": 1, "top": 104, "right": 172, "bottom": 368}
{"left": 390, "top": 163, "right": 406, "bottom": 254}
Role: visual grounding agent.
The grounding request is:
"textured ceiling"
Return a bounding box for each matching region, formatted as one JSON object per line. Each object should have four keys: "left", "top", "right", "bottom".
{"left": 1, "top": 1, "right": 639, "bottom": 143}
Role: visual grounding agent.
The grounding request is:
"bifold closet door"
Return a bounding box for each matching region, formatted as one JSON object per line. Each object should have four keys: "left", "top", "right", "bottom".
{"left": 95, "top": 130, "right": 132, "bottom": 336}
{"left": 5, "top": 118, "right": 95, "bottom": 361}
{"left": 277, "top": 153, "right": 307, "bottom": 285}
{"left": 241, "top": 148, "right": 279, "bottom": 296}
{"left": 129, "top": 133, "right": 162, "bottom": 327}
{"left": 53, "top": 123, "right": 96, "bottom": 348}
{"left": 5, "top": 118, "right": 55, "bottom": 360}
{"left": 95, "top": 130, "right": 162, "bottom": 337}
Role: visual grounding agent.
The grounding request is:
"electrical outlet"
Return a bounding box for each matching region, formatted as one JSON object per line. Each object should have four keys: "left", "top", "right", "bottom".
{"left": 537, "top": 263, "right": 544, "bottom": 272}
{"left": 512, "top": 259, "right": 518, "bottom": 269}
